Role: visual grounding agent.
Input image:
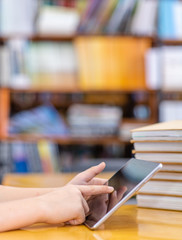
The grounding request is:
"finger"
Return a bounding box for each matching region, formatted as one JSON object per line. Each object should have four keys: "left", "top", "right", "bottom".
{"left": 77, "top": 185, "right": 114, "bottom": 197}
{"left": 75, "top": 162, "right": 106, "bottom": 183}
{"left": 81, "top": 196, "right": 89, "bottom": 215}
{"left": 69, "top": 208, "right": 85, "bottom": 225}
{"left": 117, "top": 186, "right": 127, "bottom": 200}
{"left": 89, "top": 178, "right": 107, "bottom": 185}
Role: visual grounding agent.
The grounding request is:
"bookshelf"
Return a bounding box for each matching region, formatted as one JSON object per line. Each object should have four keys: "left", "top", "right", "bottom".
{"left": 1, "top": 0, "right": 180, "bottom": 176}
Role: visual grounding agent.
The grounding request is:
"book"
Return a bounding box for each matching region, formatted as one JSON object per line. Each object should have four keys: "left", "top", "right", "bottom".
{"left": 132, "top": 140, "right": 182, "bottom": 152}
{"left": 134, "top": 151, "right": 182, "bottom": 164}
{"left": 0, "top": 0, "right": 37, "bottom": 36}
{"left": 139, "top": 180, "right": 182, "bottom": 197}
{"left": 37, "top": 140, "right": 60, "bottom": 173}
{"left": 157, "top": 0, "right": 176, "bottom": 39}
{"left": 132, "top": 120, "right": 182, "bottom": 211}
{"left": 159, "top": 100, "right": 182, "bottom": 122}
{"left": 130, "top": 0, "right": 158, "bottom": 36}
{"left": 0, "top": 89, "right": 10, "bottom": 138}
{"left": 0, "top": 45, "right": 11, "bottom": 87}
{"left": 161, "top": 46, "right": 182, "bottom": 90}
{"left": 36, "top": 5, "right": 80, "bottom": 35}
{"left": 7, "top": 40, "right": 77, "bottom": 89}
{"left": 106, "top": 0, "right": 137, "bottom": 34}
{"left": 144, "top": 47, "right": 161, "bottom": 90}
{"left": 9, "top": 104, "right": 69, "bottom": 136}
{"left": 137, "top": 194, "right": 182, "bottom": 211}
{"left": 152, "top": 172, "right": 182, "bottom": 181}
{"left": 67, "top": 104, "right": 122, "bottom": 137}
{"left": 131, "top": 120, "right": 182, "bottom": 140}
{"left": 75, "top": 37, "right": 151, "bottom": 91}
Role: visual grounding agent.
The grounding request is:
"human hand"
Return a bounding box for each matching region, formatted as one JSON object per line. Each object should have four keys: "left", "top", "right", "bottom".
{"left": 37, "top": 184, "right": 113, "bottom": 226}
{"left": 107, "top": 186, "right": 127, "bottom": 212}
{"left": 68, "top": 162, "right": 107, "bottom": 186}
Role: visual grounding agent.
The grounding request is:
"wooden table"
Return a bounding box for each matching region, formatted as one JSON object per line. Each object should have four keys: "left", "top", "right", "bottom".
{"left": 2, "top": 173, "right": 182, "bottom": 240}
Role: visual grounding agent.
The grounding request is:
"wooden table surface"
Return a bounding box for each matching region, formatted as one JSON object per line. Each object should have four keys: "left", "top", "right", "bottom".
{"left": 2, "top": 173, "right": 182, "bottom": 240}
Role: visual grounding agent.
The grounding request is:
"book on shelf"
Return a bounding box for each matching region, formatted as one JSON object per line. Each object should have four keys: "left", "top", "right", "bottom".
{"left": 144, "top": 47, "right": 161, "bottom": 90}
{"left": 144, "top": 46, "right": 182, "bottom": 91}
{"left": 106, "top": 0, "right": 137, "bottom": 34}
{"left": 75, "top": 37, "right": 151, "bottom": 91}
{"left": 158, "top": 0, "right": 182, "bottom": 40}
{"left": 0, "top": 140, "right": 60, "bottom": 178}
{"left": 36, "top": 4, "right": 80, "bottom": 35}
{"left": 6, "top": 39, "right": 77, "bottom": 89}
{"left": 67, "top": 104, "right": 122, "bottom": 137}
{"left": 0, "top": 0, "right": 38, "bottom": 36}
{"left": 159, "top": 100, "right": 182, "bottom": 122}
{"left": 161, "top": 46, "right": 182, "bottom": 90}
{"left": 130, "top": 0, "right": 158, "bottom": 36}
{"left": 9, "top": 104, "right": 69, "bottom": 136}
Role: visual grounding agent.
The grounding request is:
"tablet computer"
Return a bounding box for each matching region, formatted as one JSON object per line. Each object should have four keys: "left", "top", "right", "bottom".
{"left": 84, "top": 158, "right": 162, "bottom": 230}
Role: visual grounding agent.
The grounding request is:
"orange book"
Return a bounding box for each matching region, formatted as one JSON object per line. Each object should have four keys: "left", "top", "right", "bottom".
{"left": 0, "top": 88, "right": 10, "bottom": 138}
{"left": 75, "top": 37, "right": 152, "bottom": 91}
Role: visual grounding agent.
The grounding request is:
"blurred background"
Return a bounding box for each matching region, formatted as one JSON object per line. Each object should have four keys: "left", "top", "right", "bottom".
{"left": 0, "top": 0, "right": 181, "bottom": 182}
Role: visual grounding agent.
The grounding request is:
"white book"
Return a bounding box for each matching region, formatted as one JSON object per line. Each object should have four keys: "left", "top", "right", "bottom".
{"left": 0, "top": 46, "right": 11, "bottom": 87}
{"left": 137, "top": 194, "right": 182, "bottom": 211}
{"left": 145, "top": 47, "right": 161, "bottom": 90}
{"left": 0, "top": 0, "right": 37, "bottom": 36}
{"left": 133, "top": 141, "right": 182, "bottom": 152}
{"left": 130, "top": 0, "right": 158, "bottom": 36}
{"left": 139, "top": 180, "right": 182, "bottom": 196}
{"left": 162, "top": 46, "right": 182, "bottom": 90}
{"left": 36, "top": 6, "right": 80, "bottom": 35}
{"left": 159, "top": 101, "right": 182, "bottom": 122}
{"left": 173, "top": 1, "right": 182, "bottom": 39}
{"left": 131, "top": 120, "right": 182, "bottom": 139}
{"left": 135, "top": 152, "right": 182, "bottom": 164}
{"left": 152, "top": 172, "right": 182, "bottom": 181}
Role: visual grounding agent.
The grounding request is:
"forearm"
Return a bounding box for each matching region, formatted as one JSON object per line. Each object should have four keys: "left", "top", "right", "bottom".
{"left": 0, "top": 197, "right": 42, "bottom": 232}
{"left": 0, "top": 185, "right": 55, "bottom": 202}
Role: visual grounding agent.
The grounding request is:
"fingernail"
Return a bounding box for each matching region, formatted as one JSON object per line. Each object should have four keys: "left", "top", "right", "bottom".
{"left": 108, "top": 186, "right": 114, "bottom": 192}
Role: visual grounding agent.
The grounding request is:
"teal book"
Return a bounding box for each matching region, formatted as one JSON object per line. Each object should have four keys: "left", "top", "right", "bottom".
{"left": 158, "top": 0, "right": 176, "bottom": 39}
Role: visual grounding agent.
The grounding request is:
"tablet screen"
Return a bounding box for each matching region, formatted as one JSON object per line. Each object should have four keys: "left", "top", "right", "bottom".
{"left": 85, "top": 158, "right": 161, "bottom": 228}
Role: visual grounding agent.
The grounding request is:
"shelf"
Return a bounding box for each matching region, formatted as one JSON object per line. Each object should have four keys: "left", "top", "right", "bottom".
{"left": 0, "top": 34, "right": 154, "bottom": 42}
{"left": 159, "top": 39, "right": 182, "bottom": 45}
{"left": 6, "top": 87, "right": 157, "bottom": 94}
{"left": 1, "top": 134, "right": 129, "bottom": 145}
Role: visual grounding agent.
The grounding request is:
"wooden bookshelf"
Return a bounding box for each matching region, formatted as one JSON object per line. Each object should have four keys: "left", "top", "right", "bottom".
{"left": 2, "top": 134, "right": 129, "bottom": 145}
{"left": 0, "top": 34, "right": 154, "bottom": 42}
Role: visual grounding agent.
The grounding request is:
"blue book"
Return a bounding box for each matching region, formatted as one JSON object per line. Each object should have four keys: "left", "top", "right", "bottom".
{"left": 11, "top": 142, "right": 29, "bottom": 173}
{"left": 158, "top": 0, "right": 177, "bottom": 39}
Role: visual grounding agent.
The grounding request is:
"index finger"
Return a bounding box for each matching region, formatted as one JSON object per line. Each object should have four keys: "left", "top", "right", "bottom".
{"left": 76, "top": 162, "right": 106, "bottom": 183}
{"left": 77, "top": 185, "right": 114, "bottom": 197}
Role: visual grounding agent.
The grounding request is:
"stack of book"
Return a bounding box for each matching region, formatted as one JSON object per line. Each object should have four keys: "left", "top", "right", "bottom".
{"left": 131, "top": 120, "right": 182, "bottom": 211}
{"left": 67, "top": 104, "right": 122, "bottom": 137}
